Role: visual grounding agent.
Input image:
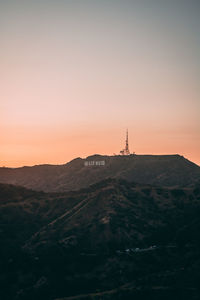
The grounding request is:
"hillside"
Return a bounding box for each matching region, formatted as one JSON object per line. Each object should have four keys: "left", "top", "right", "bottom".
{"left": 0, "top": 180, "right": 200, "bottom": 299}
{"left": 23, "top": 178, "right": 200, "bottom": 253}
{"left": 0, "top": 154, "right": 200, "bottom": 192}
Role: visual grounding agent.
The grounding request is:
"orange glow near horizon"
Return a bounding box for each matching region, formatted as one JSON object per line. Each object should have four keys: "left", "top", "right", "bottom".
{"left": 0, "top": 1, "right": 200, "bottom": 168}
{"left": 1, "top": 125, "right": 200, "bottom": 167}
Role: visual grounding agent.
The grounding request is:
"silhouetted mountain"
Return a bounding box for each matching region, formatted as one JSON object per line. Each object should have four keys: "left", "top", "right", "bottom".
{"left": 22, "top": 178, "right": 200, "bottom": 253}
{"left": 0, "top": 180, "right": 200, "bottom": 299}
{"left": 0, "top": 154, "right": 199, "bottom": 192}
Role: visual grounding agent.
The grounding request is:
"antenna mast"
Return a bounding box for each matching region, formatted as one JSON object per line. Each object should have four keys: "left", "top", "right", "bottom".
{"left": 120, "top": 129, "right": 130, "bottom": 155}
{"left": 125, "top": 129, "right": 130, "bottom": 155}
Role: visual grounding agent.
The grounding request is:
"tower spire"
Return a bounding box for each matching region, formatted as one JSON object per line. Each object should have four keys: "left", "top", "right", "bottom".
{"left": 125, "top": 128, "right": 130, "bottom": 155}
{"left": 120, "top": 129, "right": 130, "bottom": 155}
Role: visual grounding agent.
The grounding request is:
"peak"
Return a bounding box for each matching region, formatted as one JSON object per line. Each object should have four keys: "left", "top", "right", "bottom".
{"left": 86, "top": 154, "right": 107, "bottom": 159}
{"left": 65, "top": 157, "right": 82, "bottom": 164}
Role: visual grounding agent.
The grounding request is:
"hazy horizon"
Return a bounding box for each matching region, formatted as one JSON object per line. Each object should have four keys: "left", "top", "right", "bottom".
{"left": 1, "top": 151, "right": 199, "bottom": 169}
{"left": 1, "top": 0, "right": 200, "bottom": 167}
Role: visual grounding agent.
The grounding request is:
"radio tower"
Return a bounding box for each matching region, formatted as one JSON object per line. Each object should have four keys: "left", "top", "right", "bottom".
{"left": 125, "top": 129, "right": 130, "bottom": 155}
{"left": 120, "top": 129, "right": 130, "bottom": 155}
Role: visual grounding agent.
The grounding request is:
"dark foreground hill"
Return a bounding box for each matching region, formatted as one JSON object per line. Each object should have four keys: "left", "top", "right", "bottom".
{"left": 0, "top": 179, "right": 200, "bottom": 300}
{"left": 0, "top": 154, "right": 200, "bottom": 192}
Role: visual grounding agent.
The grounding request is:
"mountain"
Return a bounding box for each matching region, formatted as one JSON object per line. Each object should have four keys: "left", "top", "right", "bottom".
{"left": 23, "top": 178, "right": 200, "bottom": 253}
{"left": 0, "top": 154, "right": 200, "bottom": 192}
{"left": 0, "top": 179, "right": 200, "bottom": 299}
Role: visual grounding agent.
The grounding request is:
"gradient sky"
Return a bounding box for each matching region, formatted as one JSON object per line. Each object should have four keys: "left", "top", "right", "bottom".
{"left": 1, "top": 0, "right": 200, "bottom": 167}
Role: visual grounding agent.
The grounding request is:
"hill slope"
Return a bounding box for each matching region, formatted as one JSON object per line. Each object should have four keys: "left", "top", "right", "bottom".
{"left": 0, "top": 154, "right": 200, "bottom": 192}
{"left": 22, "top": 178, "right": 200, "bottom": 253}
{"left": 0, "top": 180, "right": 200, "bottom": 299}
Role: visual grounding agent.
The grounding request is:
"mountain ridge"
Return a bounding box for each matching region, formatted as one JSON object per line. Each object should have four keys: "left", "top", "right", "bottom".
{"left": 0, "top": 154, "right": 199, "bottom": 192}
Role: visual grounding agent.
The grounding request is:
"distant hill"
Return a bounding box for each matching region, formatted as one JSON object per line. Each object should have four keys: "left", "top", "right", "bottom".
{"left": 23, "top": 177, "right": 200, "bottom": 253}
{"left": 0, "top": 154, "right": 200, "bottom": 192}
{"left": 0, "top": 180, "right": 200, "bottom": 299}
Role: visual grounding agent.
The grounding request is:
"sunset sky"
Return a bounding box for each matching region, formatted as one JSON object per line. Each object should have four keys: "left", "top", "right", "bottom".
{"left": 1, "top": 0, "right": 200, "bottom": 167}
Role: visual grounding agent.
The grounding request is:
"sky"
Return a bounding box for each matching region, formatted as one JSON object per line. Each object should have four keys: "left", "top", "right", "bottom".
{"left": 0, "top": 0, "right": 200, "bottom": 167}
